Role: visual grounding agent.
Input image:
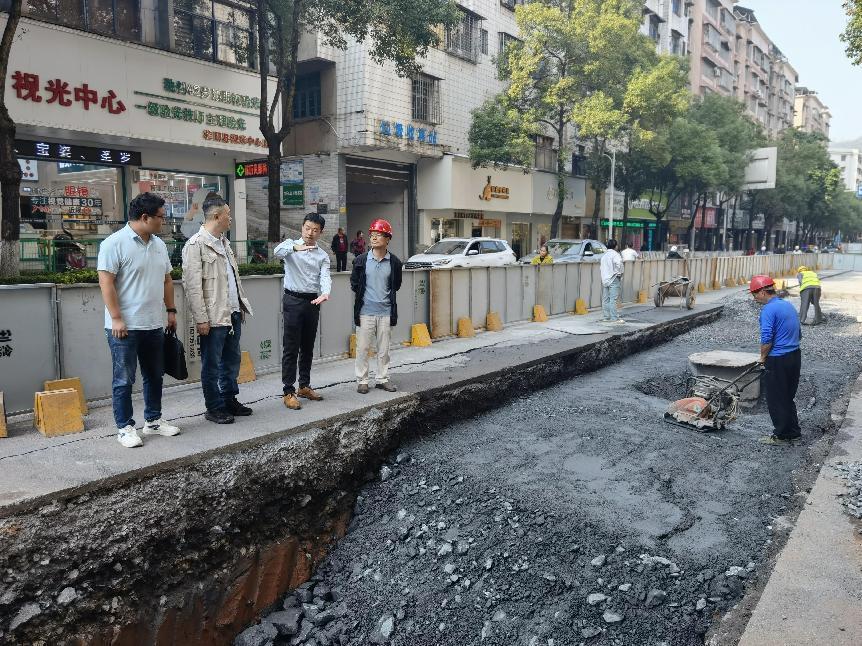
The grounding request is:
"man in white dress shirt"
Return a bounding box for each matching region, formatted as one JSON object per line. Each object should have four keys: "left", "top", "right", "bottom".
{"left": 273, "top": 213, "right": 331, "bottom": 410}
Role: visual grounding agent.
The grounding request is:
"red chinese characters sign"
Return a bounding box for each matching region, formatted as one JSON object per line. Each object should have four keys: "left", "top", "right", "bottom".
{"left": 10, "top": 71, "right": 126, "bottom": 115}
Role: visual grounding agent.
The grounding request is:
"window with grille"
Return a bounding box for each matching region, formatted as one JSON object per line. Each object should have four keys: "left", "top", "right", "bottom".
{"left": 25, "top": 0, "right": 142, "bottom": 41}
{"left": 412, "top": 74, "right": 442, "bottom": 124}
{"left": 534, "top": 135, "right": 556, "bottom": 172}
{"left": 293, "top": 73, "right": 321, "bottom": 120}
{"left": 445, "top": 7, "right": 482, "bottom": 63}
{"left": 480, "top": 29, "right": 489, "bottom": 55}
{"left": 500, "top": 0, "right": 524, "bottom": 10}
{"left": 173, "top": 0, "right": 255, "bottom": 69}
{"left": 498, "top": 32, "right": 520, "bottom": 56}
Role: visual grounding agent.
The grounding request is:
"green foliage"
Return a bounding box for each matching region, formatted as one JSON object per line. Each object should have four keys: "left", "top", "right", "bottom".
{"left": 841, "top": 0, "right": 862, "bottom": 65}
{"left": 0, "top": 264, "right": 284, "bottom": 285}
{"left": 467, "top": 97, "right": 534, "bottom": 169}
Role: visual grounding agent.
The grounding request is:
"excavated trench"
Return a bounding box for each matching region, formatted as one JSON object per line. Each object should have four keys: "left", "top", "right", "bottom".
{"left": 0, "top": 309, "right": 721, "bottom": 645}
{"left": 233, "top": 293, "right": 862, "bottom": 646}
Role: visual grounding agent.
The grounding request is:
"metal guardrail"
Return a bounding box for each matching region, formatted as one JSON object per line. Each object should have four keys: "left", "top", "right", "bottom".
{"left": 0, "top": 253, "right": 830, "bottom": 414}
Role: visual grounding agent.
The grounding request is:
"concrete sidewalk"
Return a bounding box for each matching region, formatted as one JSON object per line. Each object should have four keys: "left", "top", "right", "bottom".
{"left": 738, "top": 289, "right": 862, "bottom": 646}
{"left": 0, "top": 283, "right": 735, "bottom": 513}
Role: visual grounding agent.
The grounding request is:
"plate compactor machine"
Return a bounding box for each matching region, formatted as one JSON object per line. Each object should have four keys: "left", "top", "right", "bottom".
{"left": 664, "top": 364, "right": 764, "bottom": 432}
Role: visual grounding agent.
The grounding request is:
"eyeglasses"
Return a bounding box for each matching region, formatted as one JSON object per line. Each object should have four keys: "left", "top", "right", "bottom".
{"left": 148, "top": 214, "right": 166, "bottom": 220}
{"left": 369, "top": 232, "right": 386, "bottom": 238}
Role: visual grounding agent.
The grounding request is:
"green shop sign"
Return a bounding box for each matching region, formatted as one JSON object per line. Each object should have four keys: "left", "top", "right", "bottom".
{"left": 282, "top": 185, "right": 304, "bottom": 206}
{"left": 162, "top": 78, "right": 261, "bottom": 110}
{"left": 140, "top": 101, "right": 247, "bottom": 131}
{"left": 600, "top": 219, "right": 656, "bottom": 229}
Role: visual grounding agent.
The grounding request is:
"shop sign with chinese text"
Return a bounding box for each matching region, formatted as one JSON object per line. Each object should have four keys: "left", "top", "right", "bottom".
{"left": 5, "top": 21, "right": 278, "bottom": 152}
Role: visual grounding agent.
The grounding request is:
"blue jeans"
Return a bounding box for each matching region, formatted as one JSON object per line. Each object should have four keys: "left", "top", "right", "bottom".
{"left": 199, "top": 311, "right": 242, "bottom": 412}
{"left": 602, "top": 277, "right": 621, "bottom": 320}
{"left": 105, "top": 328, "right": 164, "bottom": 429}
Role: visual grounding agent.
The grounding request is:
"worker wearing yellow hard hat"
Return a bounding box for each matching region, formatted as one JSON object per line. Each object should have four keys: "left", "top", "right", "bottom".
{"left": 796, "top": 266, "right": 823, "bottom": 325}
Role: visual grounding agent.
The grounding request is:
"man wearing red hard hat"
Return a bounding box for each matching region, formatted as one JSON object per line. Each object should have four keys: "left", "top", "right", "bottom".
{"left": 350, "top": 218, "right": 403, "bottom": 394}
{"left": 750, "top": 275, "right": 802, "bottom": 446}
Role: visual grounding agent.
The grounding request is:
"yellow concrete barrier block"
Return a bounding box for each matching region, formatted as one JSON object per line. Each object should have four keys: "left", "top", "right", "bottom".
{"left": 574, "top": 298, "right": 589, "bottom": 314}
{"left": 237, "top": 351, "right": 257, "bottom": 384}
{"left": 635, "top": 291, "right": 648, "bottom": 304}
{"left": 533, "top": 305, "right": 549, "bottom": 322}
{"left": 774, "top": 279, "right": 785, "bottom": 290}
{"left": 0, "top": 392, "right": 7, "bottom": 438}
{"left": 486, "top": 311, "right": 503, "bottom": 331}
{"left": 33, "top": 389, "right": 84, "bottom": 437}
{"left": 697, "top": 283, "right": 705, "bottom": 294}
{"left": 411, "top": 323, "right": 432, "bottom": 347}
{"left": 44, "top": 377, "right": 87, "bottom": 414}
{"left": 457, "top": 317, "right": 475, "bottom": 338}
{"left": 724, "top": 277, "right": 735, "bottom": 288}
{"left": 712, "top": 280, "right": 721, "bottom": 291}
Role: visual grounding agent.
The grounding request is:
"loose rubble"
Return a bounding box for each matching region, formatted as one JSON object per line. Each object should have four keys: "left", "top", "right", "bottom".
{"left": 833, "top": 461, "right": 862, "bottom": 521}
{"left": 235, "top": 290, "right": 862, "bottom": 646}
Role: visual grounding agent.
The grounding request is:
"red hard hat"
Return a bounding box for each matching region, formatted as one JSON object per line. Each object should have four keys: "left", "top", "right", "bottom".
{"left": 749, "top": 275, "right": 774, "bottom": 293}
{"left": 369, "top": 218, "right": 393, "bottom": 237}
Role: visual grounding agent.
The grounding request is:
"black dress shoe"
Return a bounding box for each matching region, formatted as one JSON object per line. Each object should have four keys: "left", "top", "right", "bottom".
{"left": 205, "top": 409, "right": 235, "bottom": 424}
{"left": 375, "top": 382, "right": 397, "bottom": 392}
{"left": 226, "top": 397, "right": 253, "bottom": 416}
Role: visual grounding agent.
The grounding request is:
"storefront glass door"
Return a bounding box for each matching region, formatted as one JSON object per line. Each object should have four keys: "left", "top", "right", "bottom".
{"left": 510, "top": 222, "right": 530, "bottom": 260}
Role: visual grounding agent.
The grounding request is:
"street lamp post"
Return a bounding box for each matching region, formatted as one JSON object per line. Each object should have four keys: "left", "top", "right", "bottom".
{"left": 603, "top": 149, "right": 617, "bottom": 241}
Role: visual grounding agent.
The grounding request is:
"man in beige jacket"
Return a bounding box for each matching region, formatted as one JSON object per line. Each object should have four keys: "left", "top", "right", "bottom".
{"left": 182, "top": 193, "right": 253, "bottom": 424}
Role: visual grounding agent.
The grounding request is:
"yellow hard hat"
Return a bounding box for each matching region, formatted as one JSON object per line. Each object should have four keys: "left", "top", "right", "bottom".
{"left": 797, "top": 265, "right": 808, "bottom": 273}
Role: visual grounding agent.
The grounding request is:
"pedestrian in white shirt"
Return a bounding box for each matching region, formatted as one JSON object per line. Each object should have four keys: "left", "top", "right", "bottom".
{"left": 273, "top": 213, "right": 331, "bottom": 410}
{"left": 600, "top": 239, "right": 625, "bottom": 324}
{"left": 620, "top": 243, "right": 639, "bottom": 262}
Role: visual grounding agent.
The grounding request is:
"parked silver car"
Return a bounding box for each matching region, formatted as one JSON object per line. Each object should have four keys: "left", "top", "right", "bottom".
{"left": 519, "top": 239, "right": 606, "bottom": 264}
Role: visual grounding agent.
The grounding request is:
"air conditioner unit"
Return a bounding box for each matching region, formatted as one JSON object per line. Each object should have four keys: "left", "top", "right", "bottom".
{"left": 713, "top": 67, "right": 722, "bottom": 78}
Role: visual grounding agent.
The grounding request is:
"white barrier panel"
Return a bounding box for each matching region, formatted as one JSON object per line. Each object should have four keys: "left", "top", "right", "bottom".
{"left": 0, "top": 285, "right": 58, "bottom": 414}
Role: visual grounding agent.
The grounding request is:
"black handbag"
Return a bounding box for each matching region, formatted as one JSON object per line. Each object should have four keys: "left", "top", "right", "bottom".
{"left": 163, "top": 328, "right": 189, "bottom": 380}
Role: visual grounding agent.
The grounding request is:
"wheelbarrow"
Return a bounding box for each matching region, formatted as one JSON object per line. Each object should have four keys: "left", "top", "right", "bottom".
{"left": 653, "top": 276, "right": 695, "bottom": 310}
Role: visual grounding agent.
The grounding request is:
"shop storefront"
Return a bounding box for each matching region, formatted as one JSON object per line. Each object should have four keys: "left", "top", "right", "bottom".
{"left": 6, "top": 17, "right": 278, "bottom": 266}
{"left": 417, "top": 156, "right": 590, "bottom": 259}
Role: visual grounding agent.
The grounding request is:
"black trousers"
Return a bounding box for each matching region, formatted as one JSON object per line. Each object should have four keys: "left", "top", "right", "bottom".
{"left": 282, "top": 293, "right": 320, "bottom": 394}
{"left": 764, "top": 349, "right": 801, "bottom": 439}
{"left": 335, "top": 253, "right": 347, "bottom": 272}
{"left": 799, "top": 287, "right": 823, "bottom": 324}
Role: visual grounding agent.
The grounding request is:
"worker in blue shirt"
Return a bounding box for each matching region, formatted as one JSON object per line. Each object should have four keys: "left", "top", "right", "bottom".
{"left": 750, "top": 275, "right": 802, "bottom": 446}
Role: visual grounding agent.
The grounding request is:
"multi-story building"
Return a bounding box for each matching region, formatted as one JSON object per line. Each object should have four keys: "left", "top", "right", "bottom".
{"left": 687, "top": 0, "right": 738, "bottom": 97}
{"left": 829, "top": 148, "right": 862, "bottom": 193}
{"left": 3, "top": 0, "right": 278, "bottom": 252}
{"left": 794, "top": 87, "right": 831, "bottom": 138}
{"left": 641, "top": 0, "right": 691, "bottom": 56}
{"left": 273, "top": 0, "right": 589, "bottom": 258}
{"left": 767, "top": 46, "right": 798, "bottom": 138}
{"left": 732, "top": 6, "right": 771, "bottom": 129}
{"left": 2, "top": 0, "right": 591, "bottom": 261}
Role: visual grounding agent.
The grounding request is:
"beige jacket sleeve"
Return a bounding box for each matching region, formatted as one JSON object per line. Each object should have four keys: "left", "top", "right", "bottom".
{"left": 181, "top": 238, "right": 209, "bottom": 324}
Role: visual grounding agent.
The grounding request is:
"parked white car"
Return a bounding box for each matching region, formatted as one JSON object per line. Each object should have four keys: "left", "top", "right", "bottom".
{"left": 405, "top": 238, "right": 517, "bottom": 269}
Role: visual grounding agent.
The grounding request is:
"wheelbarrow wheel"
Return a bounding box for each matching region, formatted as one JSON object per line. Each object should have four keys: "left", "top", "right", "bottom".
{"left": 654, "top": 287, "right": 664, "bottom": 308}
{"left": 686, "top": 284, "right": 696, "bottom": 310}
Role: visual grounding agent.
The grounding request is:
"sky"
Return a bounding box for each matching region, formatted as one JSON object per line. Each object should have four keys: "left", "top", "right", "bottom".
{"left": 739, "top": 0, "right": 862, "bottom": 144}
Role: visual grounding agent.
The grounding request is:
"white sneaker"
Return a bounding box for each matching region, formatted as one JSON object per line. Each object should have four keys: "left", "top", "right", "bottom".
{"left": 142, "top": 418, "right": 181, "bottom": 437}
{"left": 613, "top": 319, "right": 627, "bottom": 325}
{"left": 117, "top": 425, "right": 143, "bottom": 448}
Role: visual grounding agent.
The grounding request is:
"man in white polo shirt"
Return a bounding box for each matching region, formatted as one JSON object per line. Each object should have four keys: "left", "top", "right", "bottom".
{"left": 97, "top": 192, "right": 181, "bottom": 448}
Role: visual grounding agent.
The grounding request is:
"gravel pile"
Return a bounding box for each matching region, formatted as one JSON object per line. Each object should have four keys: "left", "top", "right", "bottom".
{"left": 234, "top": 290, "right": 862, "bottom": 646}
{"left": 833, "top": 461, "right": 862, "bottom": 521}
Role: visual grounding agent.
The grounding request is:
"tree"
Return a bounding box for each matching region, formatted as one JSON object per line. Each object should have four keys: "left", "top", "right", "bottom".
{"left": 254, "top": 0, "right": 458, "bottom": 243}
{"left": 502, "top": 0, "right": 669, "bottom": 238}
{"left": 0, "top": 0, "right": 23, "bottom": 278}
{"left": 467, "top": 97, "right": 533, "bottom": 170}
{"left": 754, "top": 129, "right": 842, "bottom": 249}
{"left": 842, "top": 0, "right": 862, "bottom": 65}
{"left": 684, "top": 94, "right": 762, "bottom": 250}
